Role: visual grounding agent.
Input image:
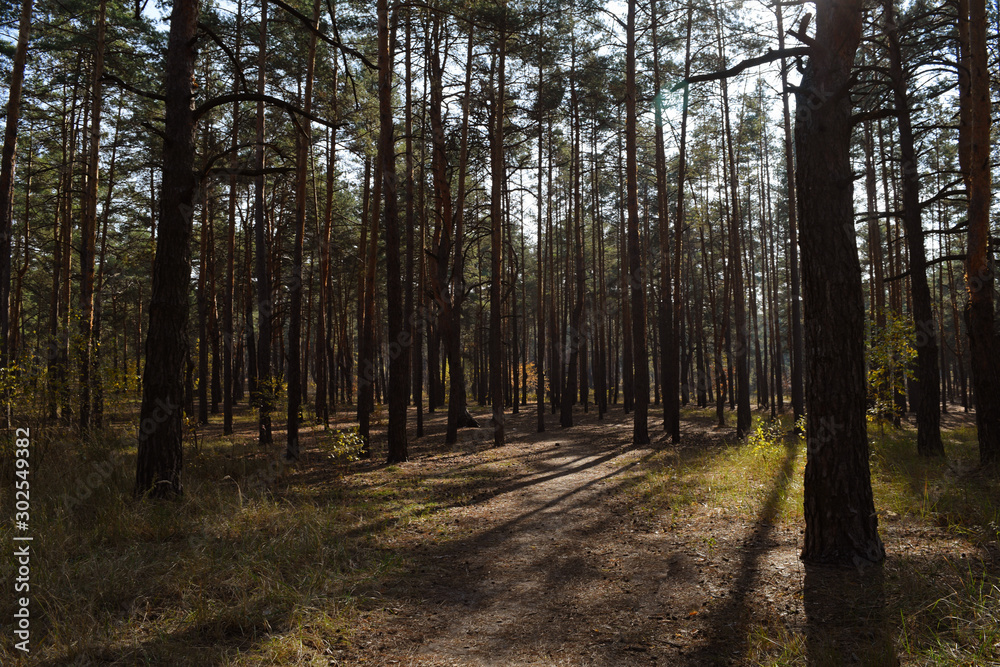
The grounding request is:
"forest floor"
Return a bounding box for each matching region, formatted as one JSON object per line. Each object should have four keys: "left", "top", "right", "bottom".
{"left": 3, "top": 400, "right": 999, "bottom": 665}
{"left": 325, "top": 406, "right": 998, "bottom": 666}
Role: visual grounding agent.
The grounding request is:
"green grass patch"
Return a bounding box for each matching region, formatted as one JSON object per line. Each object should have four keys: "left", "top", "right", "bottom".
{"left": 630, "top": 412, "right": 804, "bottom": 529}
{"left": 630, "top": 411, "right": 1000, "bottom": 666}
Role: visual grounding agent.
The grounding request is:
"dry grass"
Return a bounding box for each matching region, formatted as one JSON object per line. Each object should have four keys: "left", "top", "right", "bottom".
{"left": 0, "top": 399, "right": 997, "bottom": 666}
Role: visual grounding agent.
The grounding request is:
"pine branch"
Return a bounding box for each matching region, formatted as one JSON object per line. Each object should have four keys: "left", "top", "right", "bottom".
{"left": 680, "top": 47, "right": 810, "bottom": 87}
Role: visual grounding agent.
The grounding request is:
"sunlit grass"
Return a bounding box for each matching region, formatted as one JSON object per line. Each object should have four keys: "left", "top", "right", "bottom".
{"left": 631, "top": 412, "right": 803, "bottom": 528}
{"left": 0, "top": 419, "right": 436, "bottom": 665}
{"left": 2, "top": 405, "right": 997, "bottom": 665}
{"left": 631, "top": 411, "right": 1000, "bottom": 666}
{"left": 870, "top": 422, "right": 1000, "bottom": 546}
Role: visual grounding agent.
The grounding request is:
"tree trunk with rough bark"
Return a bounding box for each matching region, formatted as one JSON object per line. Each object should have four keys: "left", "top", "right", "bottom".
{"left": 379, "top": 0, "right": 407, "bottom": 463}
{"left": 287, "top": 0, "right": 319, "bottom": 461}
{"left": 135, "top": 0, "right": 200, "bottom": 498}
{"left": 797, "top": 2, "right": 884, "bottom": 565}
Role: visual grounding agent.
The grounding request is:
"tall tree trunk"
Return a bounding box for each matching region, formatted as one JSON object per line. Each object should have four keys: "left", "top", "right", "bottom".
{"left": 652, "top": 0, "right": 678, "bottom": 440}
{"left": 444, "top": 27, "right": 478, "bottom": 443}
{"left": 224, "top": 0, "right": 243, "bottom": 435}
{"left": 775, "top": 2, "right": 804, "bottom": 428}
{"left": 535, "top": 8, "right": 546, "bottom": 432}
{"left": 670, "top": 5, "right": 693, "bottom": 439}
{"left": 402, "top": 8, "right": 415, "bottom": 411}
{"left": 92, "top": 103, "right": 121, "bottom": 428}
{"left": 79, "top": 0, "right": 107, "bottom": 431}
{"left": 197, "top": 173, "right": 210, "bottom": 425}
{"left": 287, "top": 0, "right": 320, "bottom": 460}
{"left": 379, "top": 0, "right": 407, "bottom": 463}
{"left": 489, "top": 13, "right": 507, "bottom": 447}
{"left": 959, "top": 0, "right": 1000, "bottom": 464}
{"left": 797, "top": 3, "right": 884, "bottom": 565}
{"left": 253, "top": 0, "right": 273, "bottom": 446}
{"left": 413, "top": 54, "right": 428, "bottom": 438}
{"left": 359, "top": 154, "right": 380, "bottom": 457}
{"left": 135, "top": 0, "right": 200, "bottom": 498}
{"left": 0, "top": 0, "right": 32, "bottom": 390}
{"left": 626, "top": 0, "right": 649, "bottom": 445}
{"left": 561, "top": 42, "right": 582, "bottom": 429}
{"left": 718, "top": 32, "right": 751, "bottom": 439}
{"left": 884, "top": 0, "right": 943, "bottom": 456}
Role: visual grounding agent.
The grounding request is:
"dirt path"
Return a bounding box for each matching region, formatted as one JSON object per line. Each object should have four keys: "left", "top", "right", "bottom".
{"left": 331, "top": 412, "right": 754, "bottom": 665}
{"left": 327, "top": 408, "right": 977, "bottom": 666}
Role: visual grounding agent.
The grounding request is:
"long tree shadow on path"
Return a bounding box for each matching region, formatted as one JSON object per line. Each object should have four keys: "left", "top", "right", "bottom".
{"left": 683, "top": 434, "right": 803, "bottom": 665}
{"left": 685, "top": 431, "right": 899, "bottom": 666}
{"left": 351, "top": 420, "right": 681, "bottom": 665}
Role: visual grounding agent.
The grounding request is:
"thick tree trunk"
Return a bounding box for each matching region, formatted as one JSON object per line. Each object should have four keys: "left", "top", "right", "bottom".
{"left": 379, "top": 0, "right": 407, "bottom": 463}
{"left": 135, "top": 0, "right": 200, "bottom": 498}
{"left": 797, "top": 1, "right": 884, "bottom": 565}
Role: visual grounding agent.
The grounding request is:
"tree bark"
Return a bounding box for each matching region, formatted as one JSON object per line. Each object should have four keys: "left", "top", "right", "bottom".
{"left": 135, "top": 0, "right": 200, "bottom": 498}
{"left": 959, "top": 0, "right": 1000, "bottom": 465}
{"left": 797, "top": 1, "right": 884, "bottom": 565}
{"left": 224, "top": 0, "right": 243, "bottom": 436}
{"left": 652, "top": 0, "right": 677, "bottom": 441}
{"left": 718, "top": 32, "right": 751, "bottom": 440}
{"left": 287, "top": 0, "right": 320, "bottom": 461}
{"left": 379, "top": 0, "right": 407, "bottom": 463}
{"left": 79, "top": 0, "right": 108, "bottom": 432}
{"left": 535, "top": 8, "right": 546, "bottom": 433}
{"left": 489, "top": 12, "right": 508, "bottom": 447}
{"left": 775, "top": 2, "right": 804, "bottom": 428}
{"left": 253, "top": 0, "right": 273, "bottom": 446}
{"left": 444, "top": 27, "right": 479, "bottom": 444}
{"left": 626, "top": 0, "right": 649, "bottom": 445}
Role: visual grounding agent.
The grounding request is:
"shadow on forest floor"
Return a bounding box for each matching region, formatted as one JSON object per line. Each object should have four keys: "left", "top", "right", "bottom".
{"left": 5, "top": 404, "right": 999, "bottom": 665}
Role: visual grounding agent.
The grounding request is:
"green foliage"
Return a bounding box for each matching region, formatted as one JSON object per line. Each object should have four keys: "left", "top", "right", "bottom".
{"left": 249, "top": 375, "right": 284, "bottom": 411}
{"left": 867, "top": 313, "right": 917, "bottom": 424}
{"left": 794, "top": 415, "right": 807, "bottom": 439}
{"left": 747, "top": 415, "right": 785, "bottom": 457}
{"left": 323, "top": 427, "right": 366, "bottom": 463}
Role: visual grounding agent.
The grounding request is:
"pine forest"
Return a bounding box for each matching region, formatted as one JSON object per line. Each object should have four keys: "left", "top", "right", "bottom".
{"left": 1, "top": 0, "right": 999, "bottom": 663}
